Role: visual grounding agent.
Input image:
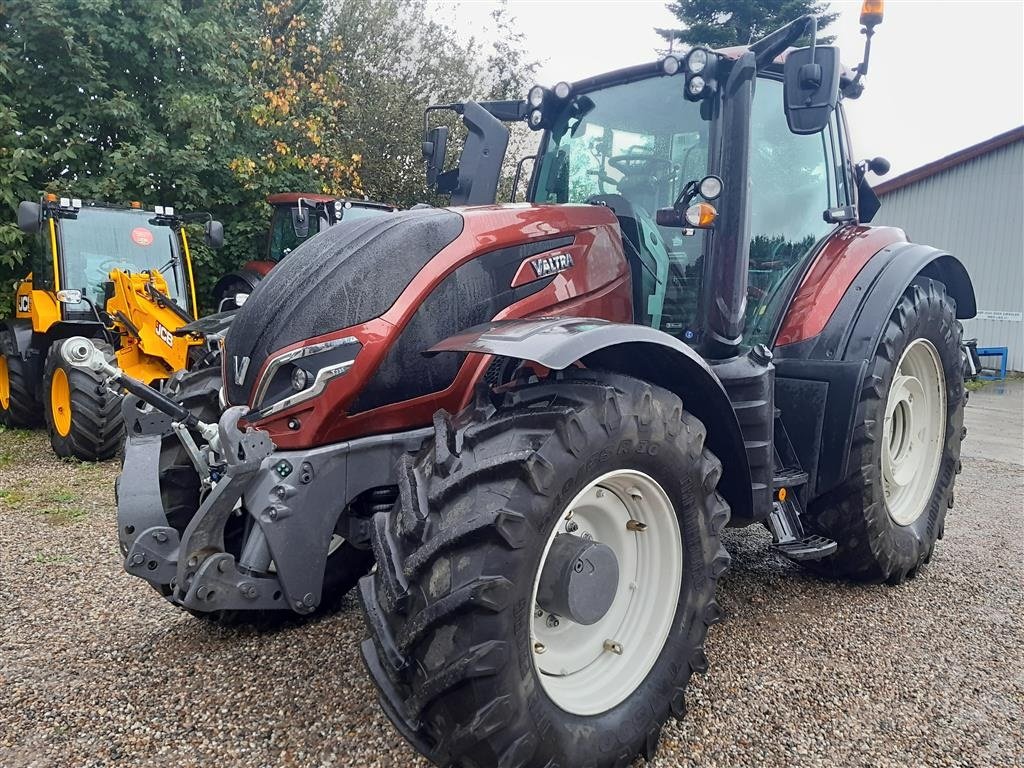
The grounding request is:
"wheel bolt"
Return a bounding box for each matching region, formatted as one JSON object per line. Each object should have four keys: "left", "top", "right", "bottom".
{"left": 565, "top": 520, "right": 579, "bottom": 533}
{"left": 546, "top": 614, "right": 560, "bottom": 628}
{"left": 534, "top": 642, "right": 546, "bottom": 654}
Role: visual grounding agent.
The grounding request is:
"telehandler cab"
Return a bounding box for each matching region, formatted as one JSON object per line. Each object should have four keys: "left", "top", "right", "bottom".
{"left": 0, "top": 196, "right": 224, "bottom": 460}
{"left": 74, "top": 3, "right": 975, "bottom": 765}
{"left": 211, "top": 193, "right": 395, "bottom": 310}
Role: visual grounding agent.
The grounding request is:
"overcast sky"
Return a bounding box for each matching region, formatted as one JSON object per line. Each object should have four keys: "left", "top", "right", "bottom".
{"left": 442, "top": 0, "right": 1024, "bottom": 178}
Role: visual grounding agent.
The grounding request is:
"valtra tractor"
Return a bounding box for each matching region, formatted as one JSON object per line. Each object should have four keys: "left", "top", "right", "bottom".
{"left": 0, "top": 196, "right": 224, "bottom": 460}
{"left": 64, "top": 4, "right": 974, "bottom": 766}
{"left": 211, "top": 193, "right": 395, "bottom": 310}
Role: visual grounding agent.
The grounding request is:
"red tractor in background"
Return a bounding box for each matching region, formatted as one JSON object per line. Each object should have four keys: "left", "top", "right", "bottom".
{"left": 211, "top": 193, "right": 395, "bottom": 310}
{"left": 65, "top": 3, "right": 976, "bottom": 766}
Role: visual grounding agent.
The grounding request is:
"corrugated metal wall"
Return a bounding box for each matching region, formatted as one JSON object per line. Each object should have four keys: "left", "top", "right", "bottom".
{"left": 873, "top": 138, "right": 1024, "bottom": 371}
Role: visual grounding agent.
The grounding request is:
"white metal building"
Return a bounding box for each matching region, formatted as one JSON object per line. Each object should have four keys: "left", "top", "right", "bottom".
{"left": 873, "top": 126, "right": 1024, "bottom": 371}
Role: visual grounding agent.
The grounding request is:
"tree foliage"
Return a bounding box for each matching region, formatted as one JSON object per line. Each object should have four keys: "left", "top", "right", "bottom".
{"left": 657, "top": 0, "right": 838, "bottom": 50}
{"left": 0, "top": 0, "right": 537, "bottom": 312}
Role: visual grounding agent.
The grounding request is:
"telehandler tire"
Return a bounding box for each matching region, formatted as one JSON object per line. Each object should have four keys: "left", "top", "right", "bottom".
{"left": 0, "top": 330, "right": 41, "bottom": 427}
{"left": 805, "top": 277, "right": 965, "bottom": 583}
{"left": 43, "top": 340, "right": 123, "bottom": 461}
{"left": 361, "top": 371, "right": 730, "bottom": 768}
{"left": 154, "top": 365, "right": 374, "bottom": 627}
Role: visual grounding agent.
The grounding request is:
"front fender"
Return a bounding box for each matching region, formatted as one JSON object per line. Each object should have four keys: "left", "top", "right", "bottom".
{"left": 429, "top": 317, "right": 753, "bottom": 521}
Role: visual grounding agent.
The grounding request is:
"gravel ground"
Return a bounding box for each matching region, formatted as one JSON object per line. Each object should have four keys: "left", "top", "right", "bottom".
{"left": 1, "top": 414, "right": 1021, "bottom": 768}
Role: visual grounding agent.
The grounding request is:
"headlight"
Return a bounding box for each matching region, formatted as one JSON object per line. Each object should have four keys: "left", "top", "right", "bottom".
{"left": 251, "top": 335, "right": 361, "bottom": 418}
{"left": 687, "top": 76, "right": 706, "bottom": 97}
{"left": 528, "top": 108, "right": 544, "bottom": 129}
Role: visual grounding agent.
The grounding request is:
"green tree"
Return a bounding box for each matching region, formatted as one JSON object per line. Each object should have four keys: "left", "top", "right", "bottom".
{"left": 656, "top": 0, "right": 837, "bottom": 50}
{"left": 327, "top": 0, "right": 538, "bottom": 207}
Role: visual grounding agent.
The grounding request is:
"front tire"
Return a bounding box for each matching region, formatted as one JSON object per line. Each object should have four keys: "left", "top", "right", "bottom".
{"left": 0, "top": 330, "right": 42, "bottom": 427}
{"left": 806, "top": 277, "right": 965, "bottom": 583}
{"left": 43, "top": 340, "right": 124, "bottom": 460}
{"left": 361, "top": 372, "right": 730, "bottom": 767}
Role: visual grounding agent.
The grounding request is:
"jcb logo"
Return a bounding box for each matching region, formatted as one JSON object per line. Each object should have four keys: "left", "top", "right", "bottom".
{"left": 155, "top": 323, "right": 174, "bottom": 348}
{"left": 17, "top": 295, "right": 30, "bottom": 313}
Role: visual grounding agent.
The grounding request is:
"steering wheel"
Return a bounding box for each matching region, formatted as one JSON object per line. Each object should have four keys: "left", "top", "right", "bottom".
{"left": 608, "top": 154, "right": 672, "bottom": 177}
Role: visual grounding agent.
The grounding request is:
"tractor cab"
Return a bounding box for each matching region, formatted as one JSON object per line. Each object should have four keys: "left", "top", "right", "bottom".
{"left": 265, "top": 193, "right": 395, "bottom": 264}
{"left": 16, "top": 197, "right": 203, "bottom": 322}
{"left": 423, "top": 14, "right": 873, "bottom": 360}
{"left": 212, "top": 193, "right": 396, "bottom": 310}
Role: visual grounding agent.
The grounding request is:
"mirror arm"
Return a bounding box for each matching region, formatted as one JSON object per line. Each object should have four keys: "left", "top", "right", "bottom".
{"left": 750, "top": 14, "right": 815, "bottom": 69}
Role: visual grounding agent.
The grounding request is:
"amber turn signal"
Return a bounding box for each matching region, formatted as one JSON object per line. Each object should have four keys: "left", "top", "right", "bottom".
{"left": 45, "top": 192, "right": 58, "bottom": 202}
{"left": 860, "top": 0, "right": 884, "bottom": 27}
{"left": 684, "top": 202, "right": 717, "bottom": 228}
{"left": 130, "top": 200, "right": 142, "bottom": 209}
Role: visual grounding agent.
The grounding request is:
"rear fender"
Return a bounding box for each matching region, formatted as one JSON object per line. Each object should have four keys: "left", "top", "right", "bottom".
{"left": 774, "top": 243, "right": 975, "bottom": 497}
{"left": 429, "top": 317, "right": 753, "bottom": 520}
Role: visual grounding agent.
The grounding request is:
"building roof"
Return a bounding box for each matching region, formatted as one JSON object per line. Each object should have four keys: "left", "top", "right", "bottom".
{"left": 874, "top": 126, "right": 1024, "bottom": 197}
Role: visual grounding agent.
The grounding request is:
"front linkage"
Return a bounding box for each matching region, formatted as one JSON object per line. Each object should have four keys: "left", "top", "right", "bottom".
{"left": 63, "top": 336, "right": 423, "bottom": 617}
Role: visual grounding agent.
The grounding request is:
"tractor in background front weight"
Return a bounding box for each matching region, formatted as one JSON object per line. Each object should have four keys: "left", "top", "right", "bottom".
{"left": 97, "top": 4, "right": 974, "bottom": 766}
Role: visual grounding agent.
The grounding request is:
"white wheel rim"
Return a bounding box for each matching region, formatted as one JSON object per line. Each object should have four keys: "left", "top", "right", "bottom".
{"left": 530, "top": 470, "right": 682, "bottom": 716}
{"left": 882, "top": 338, "right": 946, "bottom": 526}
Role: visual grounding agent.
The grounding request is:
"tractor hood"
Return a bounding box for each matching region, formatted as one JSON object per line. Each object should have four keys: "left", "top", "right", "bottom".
{"left": 223, "top": 208, "right": 464, "bottom": 405}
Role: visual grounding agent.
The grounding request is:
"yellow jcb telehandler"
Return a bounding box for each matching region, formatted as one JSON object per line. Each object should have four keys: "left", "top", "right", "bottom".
{"left": 0, "top": 195, "right": 224, "bottom": 460}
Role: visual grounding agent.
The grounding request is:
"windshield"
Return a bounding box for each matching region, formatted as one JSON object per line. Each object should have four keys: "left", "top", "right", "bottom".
{"left": 58, "top": 208, "right": 187, "bottom": 308}
{"left": 530, "top": 74, "right": 711, "bottom": 342}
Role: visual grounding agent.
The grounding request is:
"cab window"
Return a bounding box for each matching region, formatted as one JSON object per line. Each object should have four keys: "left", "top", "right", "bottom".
{"left": 746, "top": 77, "right": 844, "bottom": 346}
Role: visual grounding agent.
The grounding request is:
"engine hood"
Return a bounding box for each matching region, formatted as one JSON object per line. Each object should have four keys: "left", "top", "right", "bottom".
{"left": 223, "top": 207, "right": 464, "bottom": 405}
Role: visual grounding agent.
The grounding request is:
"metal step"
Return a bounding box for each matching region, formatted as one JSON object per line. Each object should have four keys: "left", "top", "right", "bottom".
{"left": 773, "top": 535, "right": 838, "bottom": 561}
{"left": 773, "top": 467, "right": 809, "bottom": 489}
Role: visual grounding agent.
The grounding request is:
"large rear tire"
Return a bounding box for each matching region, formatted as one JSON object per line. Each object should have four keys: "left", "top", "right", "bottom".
{"left": 153, "top": 365, "right": 373, "bottom": 627}
{"left": 43, "top": 340, "right": 123, "bottom": 460}
{"left": 0, "top": 330, "right": 42, "bottom": 427}
{"left": 361, "top": 371, "right": 730, "bottom": 767}
{"left": 805, "top": 277, "right": 965, "bottom": 583}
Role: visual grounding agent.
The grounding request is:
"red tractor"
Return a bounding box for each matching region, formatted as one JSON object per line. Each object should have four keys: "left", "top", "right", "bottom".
{"left": 71, "top": 5, "right": 974, "bottom": 766}
{"left": 211, "top": 193, "right": 395, "bottom": 310}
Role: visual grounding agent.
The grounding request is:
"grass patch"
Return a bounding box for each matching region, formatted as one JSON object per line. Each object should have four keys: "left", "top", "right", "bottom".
{"left": 37, "top": 506, "right": 89, "bottom": 526}
{"left": 32, "top": 552, "right": 75, "bottom": 565}
{"left": 966, "top": 378, "right": 990, "bottom": 392}
{"left": 0, "top": 488, "right": 27, "bottom": 505}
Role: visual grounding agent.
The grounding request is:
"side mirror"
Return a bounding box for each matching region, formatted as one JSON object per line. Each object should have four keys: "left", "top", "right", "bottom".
{"left": 783, "top": 45, "right": 840, "bottom": 135}
{"left": 423, "top": 125, "right": 450, "bottom": 187}
{"left": 17, "top": 201, "right": 41, "bottom": 234}
{"left": 204, "top": 220, "right": 225, "bottom": 249}
{"left": 865, "top": 156, "right": 890, "bottom": 176}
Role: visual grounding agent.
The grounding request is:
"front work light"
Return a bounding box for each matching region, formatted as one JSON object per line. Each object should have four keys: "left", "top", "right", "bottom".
{"left": 698, "top": 175, "right": 723, "bottom": 200}
{"left": 553, "top": 81, "right": 571, "bottom": 100}
{"left": 687, "top": 76, "right": 707, "bottom": 97}
{"left": 662, "top": 55, "right": 680, "bottom": 75}
{"left": 686, "top": 48, "right": 709, "bottom": 74}
{"left": 528, "top": 108, "right": 544, "bottom": 129}
{"left": 56, "top": 289, "right": 83, "bottom": 304}
{"left": 527, "top": 85, "right": 545, "bottom": 108}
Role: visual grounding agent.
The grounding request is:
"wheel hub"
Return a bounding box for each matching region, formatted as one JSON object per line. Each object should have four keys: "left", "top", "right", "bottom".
{"left": 536, "top": 534, "right": 619, "bottom": 626}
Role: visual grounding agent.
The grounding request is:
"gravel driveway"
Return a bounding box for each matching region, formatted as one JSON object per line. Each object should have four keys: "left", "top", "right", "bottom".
{"left": 1, "top": 389, "right": 1021, "bottom": 768}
